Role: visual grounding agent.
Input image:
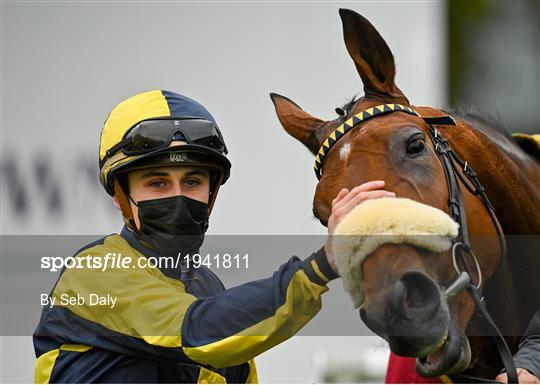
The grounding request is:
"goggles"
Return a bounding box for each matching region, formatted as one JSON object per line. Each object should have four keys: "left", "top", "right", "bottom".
{"left": 102, "top": 117, "right": 228, "bottom": 166}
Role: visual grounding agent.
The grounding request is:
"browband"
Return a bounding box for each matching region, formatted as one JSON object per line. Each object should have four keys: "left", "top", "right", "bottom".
{"left": 313, "top": 104, "right": 456, "bottom": 179}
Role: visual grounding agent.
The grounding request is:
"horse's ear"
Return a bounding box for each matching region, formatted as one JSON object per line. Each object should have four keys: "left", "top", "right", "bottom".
{"left": 339, "top": 8, "right": 409, "bottom": 104}
{"left": 270, "top": 93, "right": 324, "bottom": 155}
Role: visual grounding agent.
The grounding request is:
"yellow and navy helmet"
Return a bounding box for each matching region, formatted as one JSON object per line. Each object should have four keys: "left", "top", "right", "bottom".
{"left": 99, "top": 90, "right": 231, "bottom": 197}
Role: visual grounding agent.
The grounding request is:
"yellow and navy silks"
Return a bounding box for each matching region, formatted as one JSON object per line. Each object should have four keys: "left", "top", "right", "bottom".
{"left": 512, "top": 133, "right": 540, "bottom": 159}
{"left": 33, "top": 227, "right": 338, "bottom": 383}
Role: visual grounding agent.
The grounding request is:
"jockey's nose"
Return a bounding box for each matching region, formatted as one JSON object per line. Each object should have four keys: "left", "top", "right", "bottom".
{"left": 390, "top": 271, "right": 441, "bottom": 322}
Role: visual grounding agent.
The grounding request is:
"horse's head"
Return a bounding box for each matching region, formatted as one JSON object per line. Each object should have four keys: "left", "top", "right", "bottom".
{"left": 271, "top": 9, "right": 502, "bottom": 377}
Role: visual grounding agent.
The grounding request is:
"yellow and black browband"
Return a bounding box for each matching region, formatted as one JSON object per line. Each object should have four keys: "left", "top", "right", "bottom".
{"left": 313, "top": 103, "right": 455, "bottom": 179}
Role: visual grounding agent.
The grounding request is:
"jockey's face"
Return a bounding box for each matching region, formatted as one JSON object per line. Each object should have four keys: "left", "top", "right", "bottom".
{"left": 114, "top": 165, "right": 210, "bottom": 229}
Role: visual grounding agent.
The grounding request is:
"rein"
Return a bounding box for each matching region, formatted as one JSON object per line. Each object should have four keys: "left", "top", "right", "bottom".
{"left": 314, "top": 104, "right": 517, "bottom": 384}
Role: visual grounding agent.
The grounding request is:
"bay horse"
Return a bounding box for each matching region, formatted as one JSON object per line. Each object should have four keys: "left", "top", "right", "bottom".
{"left": 270, "top": 8, "right": 540, "bottom": 382}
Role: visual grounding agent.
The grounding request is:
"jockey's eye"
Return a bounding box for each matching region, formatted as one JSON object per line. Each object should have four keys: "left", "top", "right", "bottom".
{"left": 406, "top": 136, "right": 426, "bottom": 156}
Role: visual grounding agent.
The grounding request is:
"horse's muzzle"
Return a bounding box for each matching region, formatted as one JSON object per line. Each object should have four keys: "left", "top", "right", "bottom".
{"left": 360, "top": 270, "right": 471, "bottom": 376}
{"left": 361, "top": 271, "right": 445, "bottom": 353}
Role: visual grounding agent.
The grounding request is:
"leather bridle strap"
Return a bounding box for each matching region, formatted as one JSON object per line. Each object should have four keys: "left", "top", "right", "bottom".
{"left": 448, "top": 151, "right": 507, "bottom": 260}
{"left": 427, "top": 126, "right": 471, "bottom": 248}
{"left": 466, "top": 281, "right": 519, "bottom": 384}
{"left": 426, "top": 123, "right": 517, "bottom": 384}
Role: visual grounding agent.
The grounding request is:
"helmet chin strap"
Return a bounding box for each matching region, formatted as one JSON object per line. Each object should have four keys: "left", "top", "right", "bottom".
{"left": 208, "top": 172, "right": 224, "bottom": 214}
{"left": 113, "top": 178, "right": 137, "bottom": 231}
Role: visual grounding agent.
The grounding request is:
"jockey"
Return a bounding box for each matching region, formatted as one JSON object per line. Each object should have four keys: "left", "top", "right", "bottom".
{"left": 32, "top": 89, "right": 395, "bottom": 383}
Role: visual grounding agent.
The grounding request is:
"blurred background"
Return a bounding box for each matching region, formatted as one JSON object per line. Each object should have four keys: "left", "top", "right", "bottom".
{"left": 1, "top": 0, "right": 538, "bottom": 383}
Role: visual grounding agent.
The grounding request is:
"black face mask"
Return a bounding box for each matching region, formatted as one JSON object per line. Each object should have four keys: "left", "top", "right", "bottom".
{"left": 133, "top": 195, "right": 209, "bottom": 257}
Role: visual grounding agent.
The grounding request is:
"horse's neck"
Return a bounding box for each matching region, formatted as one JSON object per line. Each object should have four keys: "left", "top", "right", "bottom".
{"left": 448, "top": 122, "right": 540, "bottom": 234}
{"left": 452, "top": 123, "right": 540, "bottom": 378}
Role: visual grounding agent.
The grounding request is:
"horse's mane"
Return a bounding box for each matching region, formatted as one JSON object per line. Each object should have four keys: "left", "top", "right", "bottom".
{"left": 339, "top": 96, "right": 359, "bottom": 121}
{"left": 444, "top": 107, "right": 514, "bottom": 142}
{"left": 445, "top": 107, "right": 540, "bottom": 162}
{"left": 315, "top": 95, "right": 360, "bottom": 143}
{"left": 340, "top": 99, "right": 514, "bottom": 139}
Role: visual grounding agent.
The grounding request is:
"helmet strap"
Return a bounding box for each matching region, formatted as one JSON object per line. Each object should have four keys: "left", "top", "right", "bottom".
{"left": 113, "top": 178, "right": 137, "bottom": 231}
{"left": 208, "top": 172, "right": 224, "bottom": 214}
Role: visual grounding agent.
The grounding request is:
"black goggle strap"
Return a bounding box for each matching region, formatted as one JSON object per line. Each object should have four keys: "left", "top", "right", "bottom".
{"left": 104, "top": 130, "right": 183, "bottom": 163}
{"left": 313, "top": 104, "right": 456, "bottom": 179}
{"left": 104, "top": 137, "right": 134, "bottom": 164}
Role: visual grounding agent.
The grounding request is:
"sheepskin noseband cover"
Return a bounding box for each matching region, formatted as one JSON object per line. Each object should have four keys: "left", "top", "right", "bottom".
{"left": 332, "top": 197, "right": 459, "bottom": 308}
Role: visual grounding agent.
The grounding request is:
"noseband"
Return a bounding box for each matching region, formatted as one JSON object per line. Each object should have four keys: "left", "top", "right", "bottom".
{"left": 314, "top": 104, "right": 517, "bottom": 383}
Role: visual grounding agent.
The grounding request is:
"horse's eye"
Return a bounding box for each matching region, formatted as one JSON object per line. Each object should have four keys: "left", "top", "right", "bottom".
{"left": 406, "top": 137, "right": 426, "bottom": 155}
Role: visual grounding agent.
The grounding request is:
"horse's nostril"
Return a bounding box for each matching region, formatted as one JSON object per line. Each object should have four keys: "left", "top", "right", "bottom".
{"left": 391, "top": 271, "right": 441, "bottom": 320}
{"left": 402, "top": 271, "right": 439, "bottom": 308}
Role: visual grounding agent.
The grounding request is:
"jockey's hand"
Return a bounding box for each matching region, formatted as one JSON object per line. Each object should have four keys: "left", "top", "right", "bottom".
{"left": 324, "top": 180, "right": 396, "bottom": 273}
{"left": 495, "top": 368, "right": 540, "bottom": 384}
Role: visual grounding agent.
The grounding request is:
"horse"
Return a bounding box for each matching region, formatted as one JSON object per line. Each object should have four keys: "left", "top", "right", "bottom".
{"left": 270, "top": 8, "right": 540, "bottom": 382}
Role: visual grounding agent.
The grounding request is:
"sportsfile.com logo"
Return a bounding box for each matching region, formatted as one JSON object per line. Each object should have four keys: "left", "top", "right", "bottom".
{"left": 170, "top": 152, "right": 188, "bottom": 162}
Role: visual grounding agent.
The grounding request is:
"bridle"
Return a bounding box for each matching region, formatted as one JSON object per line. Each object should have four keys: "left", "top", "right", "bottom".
{"left": 314, "top": 103, "right": 518, "bottom": 383}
